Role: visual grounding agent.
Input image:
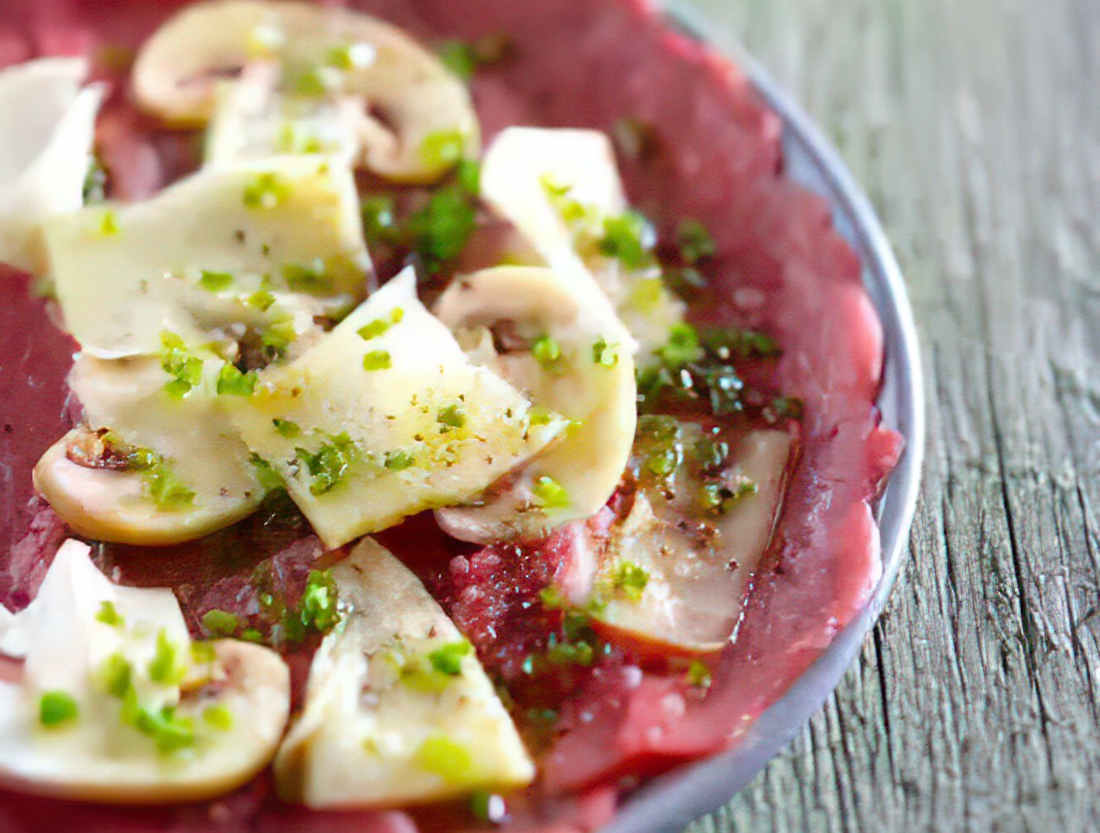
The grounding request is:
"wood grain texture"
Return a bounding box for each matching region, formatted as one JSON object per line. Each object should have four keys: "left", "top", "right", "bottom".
{"left": 683, "top": 0, "right": 1099, "bottom": 830}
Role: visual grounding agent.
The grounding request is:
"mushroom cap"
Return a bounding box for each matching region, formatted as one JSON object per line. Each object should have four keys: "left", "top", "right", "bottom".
{"left": 433, "top": 266, "right": 637, "bottom": 543}
{"left": 133, "top": 0, "right": 479, "bottom": 182}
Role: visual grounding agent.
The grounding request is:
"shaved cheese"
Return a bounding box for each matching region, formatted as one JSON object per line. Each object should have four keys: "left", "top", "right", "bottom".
{"left": 275, "top": 538, "right": 534, "bottom": 807}
{"left": 205, "top": 72, "right": 363, "bottom": 167}
{"left": 0, "top": 58, "right": 103, "bottom": 275}
{"left": 44, "top": 155, "right": 370, "bottom": 357}
{"left": 225, "top": 268, "right": 567, "bottom": 549}
{"left": 590, "top": 429, "right": 793, "bottom": 652}
{"left": 0, "top": 540, "right": 291, "bottom": 803}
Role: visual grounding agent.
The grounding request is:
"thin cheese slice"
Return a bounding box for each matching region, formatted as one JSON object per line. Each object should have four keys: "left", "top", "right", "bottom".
{"left": 44, "top": 154, "right": 370, "bottom": 357}
{"left": 205, "top": 73, "right": 363, "bottom": 167}
{"left": 0, "top": 58, "right": 103, "bottom": 275}
{"left": 591, "top": 429, "right": 793, "bottom": 652}
{"left": 0, "top": 540, "right": 291, "bottom": 803}
{"left": 274, "top": 538, "right": 534, "bottom": 807}
{"left": 225, "top": 268, "right": 568, "bottom": 549}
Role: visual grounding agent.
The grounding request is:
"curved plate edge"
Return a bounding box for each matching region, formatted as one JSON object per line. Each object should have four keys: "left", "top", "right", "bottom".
{"left": 599, "top": 4, "right": 926, "bottom": 831}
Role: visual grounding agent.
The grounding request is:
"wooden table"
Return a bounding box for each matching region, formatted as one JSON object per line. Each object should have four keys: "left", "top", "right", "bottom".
{"left": 685, "top": 0, "right": 1099, "bottom": 830}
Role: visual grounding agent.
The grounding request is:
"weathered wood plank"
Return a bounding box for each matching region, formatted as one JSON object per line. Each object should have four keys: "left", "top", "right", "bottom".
{"left": 684, "top": 0, "right": 1099, "bottom": 829}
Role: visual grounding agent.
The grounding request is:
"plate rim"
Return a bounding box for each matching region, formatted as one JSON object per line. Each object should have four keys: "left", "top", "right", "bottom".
{"left": 597, "top": 4, "right": 926, "bottom": 831}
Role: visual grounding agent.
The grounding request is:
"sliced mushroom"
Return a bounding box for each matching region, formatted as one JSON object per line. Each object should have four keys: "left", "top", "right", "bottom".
{"left": 133, "top": 0, "right": 479, "bottom": 182}
{"left": 578, "top": 427, "right": 795, "bottom": 653}
{"left": 433, "top": 266, "right": 636, "bottom": 543}
{"left": 224, "top": 267, "right": 568, "bottom": 550}
{"left": 275, "top": 537, "right": 534, "bottom": 807}
{"left": 0, "top": 57, "right": 103, "bottom": 275}
{"left": 43, "top": 154, "right": 369, "bottom": 359}
{"left": 0, "top": 539, "right": 290, "bottom": 803}
{"left": 34, "top": 353, "right": 267, "bottom": 546}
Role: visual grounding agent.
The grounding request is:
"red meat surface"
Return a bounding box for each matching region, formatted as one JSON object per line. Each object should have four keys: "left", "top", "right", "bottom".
{"left": 0, "top": 0, "right": 903, "bottom": 830}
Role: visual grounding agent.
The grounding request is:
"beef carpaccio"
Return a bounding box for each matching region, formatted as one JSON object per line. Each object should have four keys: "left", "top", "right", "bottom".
{"left": 0, "top": 0, "right": 902, "bottom": 830}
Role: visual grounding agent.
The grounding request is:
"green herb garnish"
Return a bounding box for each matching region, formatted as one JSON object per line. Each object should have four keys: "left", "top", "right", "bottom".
{"left": 216, "top": 363, "right": 257, "bottom": 396}
{"left": 97, "top": 653, "right": 133, "bottom": 698}
{"left": 532, "top": 335, "right": 562, "bottom": 367}
{"left": 592, "top": 337, "right": 619, "bottom": 367}
{"left": 95, "top": 600, "right": 124, "bottom": 627}
{"left": 414, "top": 735, "right": 473, "bottom": 783}
{"left": 533, "top": 475, "right": 569, "bottom": 509}
{"left": 362, "top": 349, "right": 392, "bottom": 371}
{"left": 243, "top": 172, "right": 290, "bottom": 210}
{"left": 273, "top": 418, "right": 301, "bottom": 438}
{"left": 159, "top": 330, "right": 204, "bottom": 398}
{"left": 147, "top": 628, "right": 187, "bottom": 686}
{"left": 201, "top": 609, "right": 240, "bottom": 637}
{"left": 384, "top": 449, "right": 416, "bottom": 471}
{"left": 428, "top": 640, "right": 471, "bottom": 676}
{"left": 39, "top": 691, "right": 79, "bottom": 727}
{"left": 598, "top": 210, "right": 653, "bottom": 269}
{"left": 295, "top": 433, "right": 357, "bottom": 495}
{"left": 203, "top": 704, "right": 234, "bottom": 731}
{"left": 610, "top": 561, "right": 649, "bottom": 601}
{"left": 687, "top": 660, "right": 712, "bottom": 689}
{"left": 437, "top": 404, "right": 466, "bottom": 430}
{"left": 198, "top": 270, "right": 234, "bottom": 292}
{"left": 300, "top": 569, "right": 340, "bottom": 632}
{"left": 676, "top": 218, "right": 716, "bottom": 263}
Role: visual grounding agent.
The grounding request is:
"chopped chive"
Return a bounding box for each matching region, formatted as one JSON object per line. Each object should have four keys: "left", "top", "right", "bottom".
{"left": 598, "top": 210, "right": 654, "bottom": 269}
{"left": 273, "top": 418, "right": 301, "bottom": 438}
{"left": 203, "top": 704, "right": 234, "bottom": 731}
{"left": 246, "top": 288, "right": 276, "bottom": 310}
{"left": 362, "top": 350, "right": 392, "bottom": 371}
{"left": 532, "top": 335, "right": 562, "bottom": 367}
{"left": 198, "top": 270, "right": 234, "bottom": 292}
{"left": 201, "top": 609, "right": 240, "bottom": 637}
{"left": 190, "top": 641, "right": 217, "bottom": 664}
{"left": 539, "top": 585, "right": 566, "bottom": 610}
{"left": 528, "top": 405, "right": 554, "bottom": 426}
{"left": 39, "top": 691, "right": 79, "bottom": 727}
{"left": 437, "top": 404, "right": 466, "bottom": 429}
{"left": 357, "top": 317, "right": 392, "bottom": 340}
{"left": 414, "top": 735, "right": 473, "bottom": 784}
{"left": 95, "top": 600, "right": 124, "bottom": 627}
{"left": 384, "top": 449, "right": 416, "bottom": 471}
{"left": 300, "top": 570, "right": 339, "bottom": 632}
{"left": 216, "top": 363, "right": 257, "bottom": 396}
{"left": 147, "top": 628, "right": 186, "bottom": 685}
{"left": 610, "top": 560, "right": 649, "bottom": 601}
{"left": 687, "top": 660, "right": 712, "bottom": 689}
{"left": 419, "top": 129, "right": 467, "bottom": 170}
{"left": 592, "top": 337, "right": 618, "bottom": 368}
{"left": 676, "top": 218, "right": 716, "bottom": 264}
{"left": 533, "top": 475, "right": 569, "bottom": 509}
{"left": 250, "top": 453, "right": 285, "bottom": 492}
{"left": 243, "top": 172, "right": 290, "bottom": 210}
{"left": 99, "top": 209, "right": 119, "bottom": 236}
{"left": 97, "top": 653, "right": 132, "bottom": 698}
{"left": 427, "top": 640, "right": 471, "bottom": 676}
{"left": 296, "top": 433, "right": 356, "bottom": 495}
